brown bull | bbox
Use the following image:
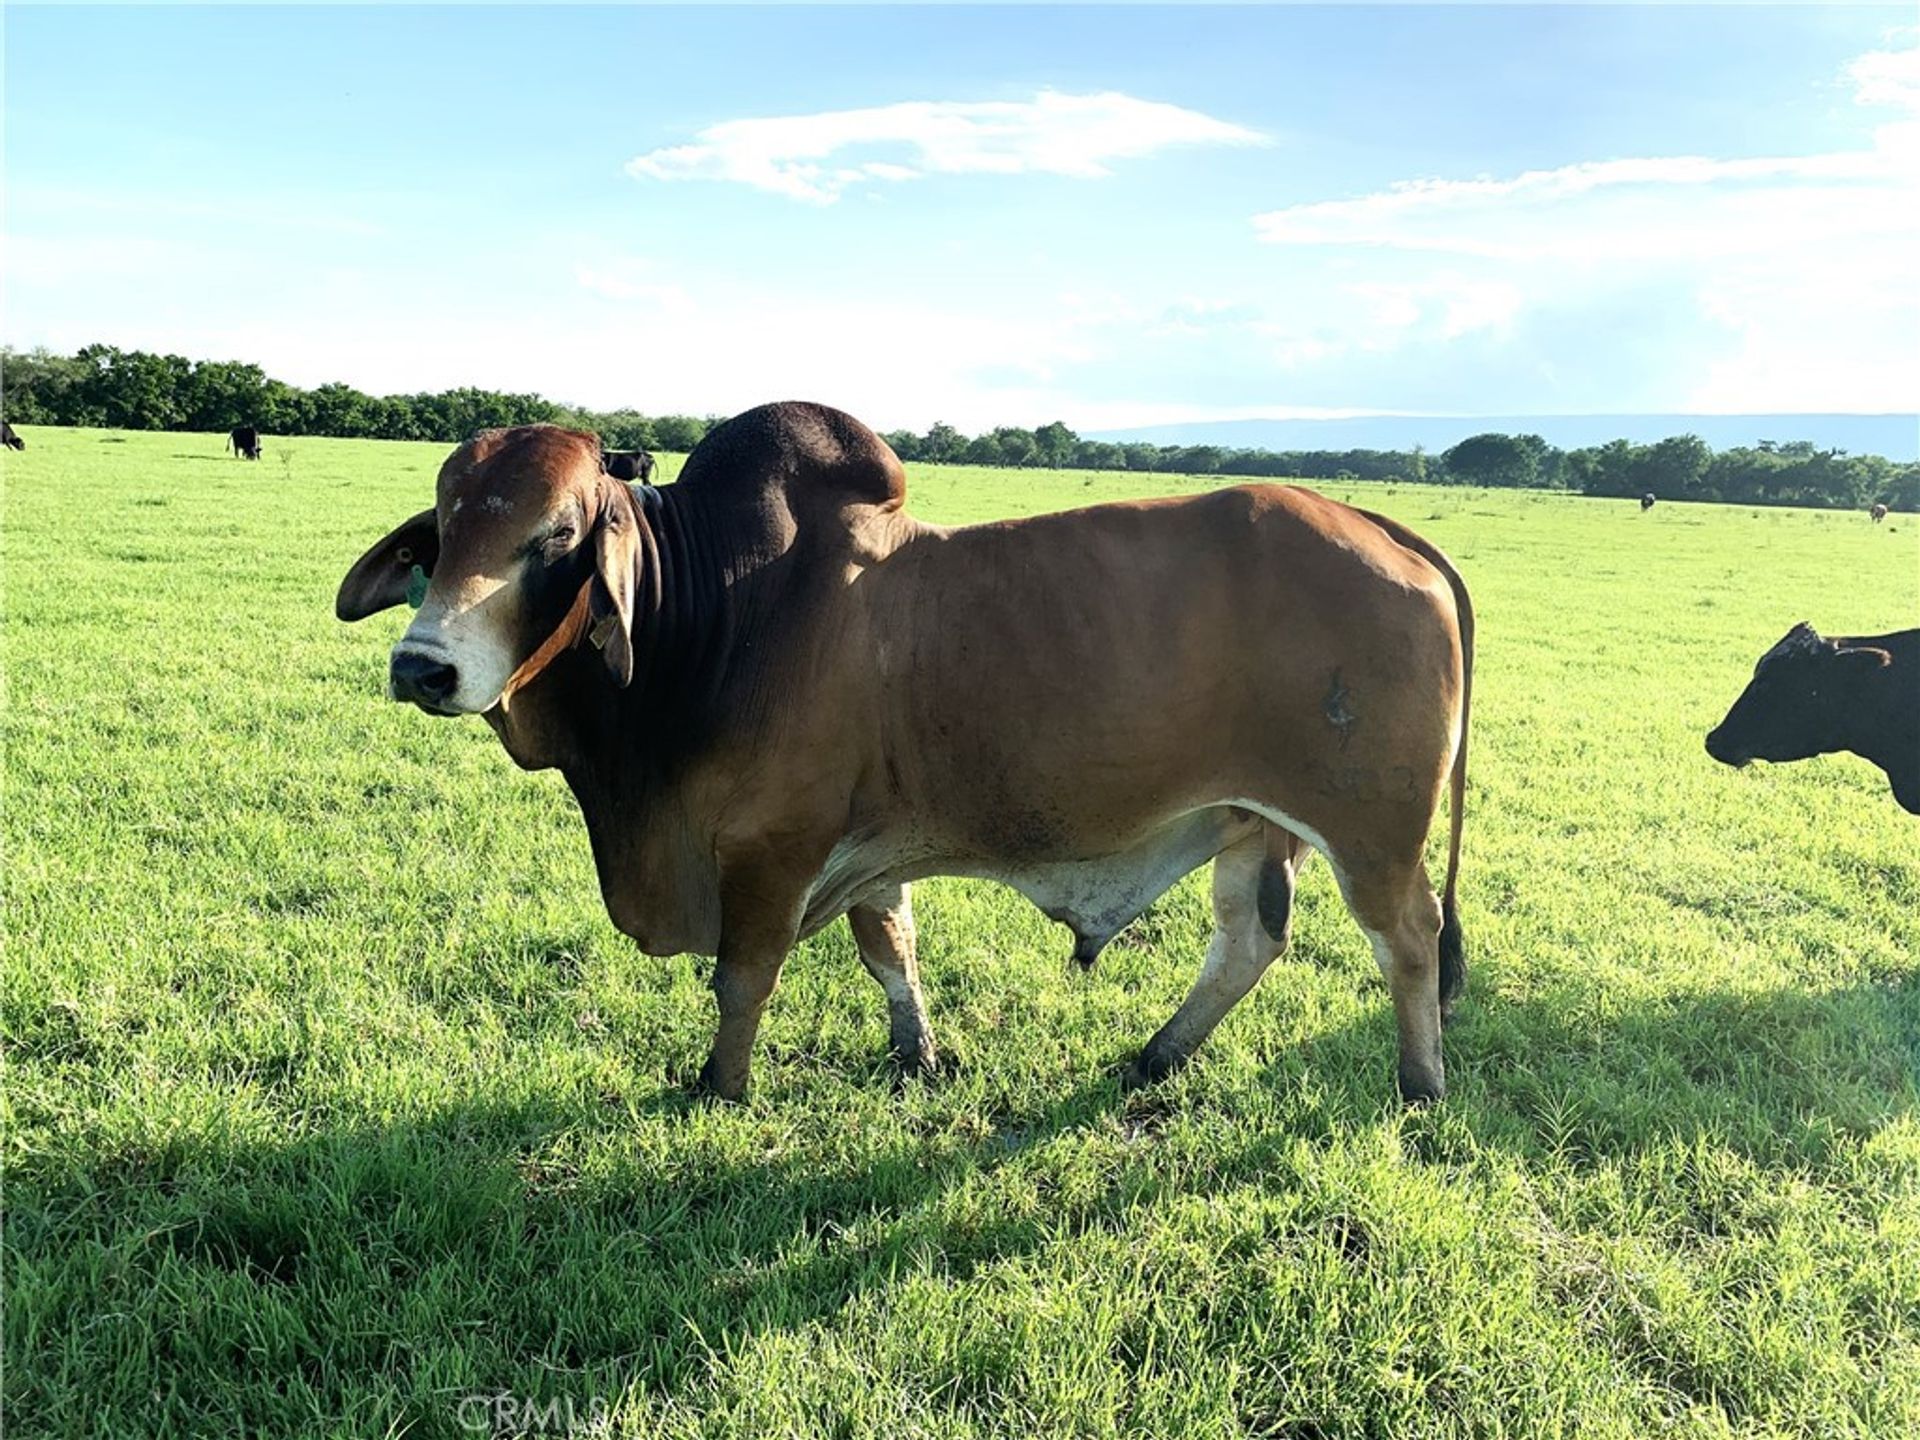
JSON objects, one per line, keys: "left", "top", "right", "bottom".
{"left": 338, "top": 404, "right": 1474, "bottom": 1102}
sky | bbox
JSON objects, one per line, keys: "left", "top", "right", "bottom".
{"left": 3, "top": 3, "right": 1917, "bottom": 433}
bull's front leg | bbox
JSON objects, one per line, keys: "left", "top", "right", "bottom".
{"left": 695, "top": 870, "right": 806, "bottom": 1101}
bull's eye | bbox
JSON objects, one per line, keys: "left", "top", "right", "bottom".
{"left": 397, "top": 547, "right": 413, "bottom": 564}
{"left": 541, "top": 525, "right": 578, "bottom": 558}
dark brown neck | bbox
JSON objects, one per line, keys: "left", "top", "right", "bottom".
{"left": 482, "top": 483, "right": 787, "bottom": 786}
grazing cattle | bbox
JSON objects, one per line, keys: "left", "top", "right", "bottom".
{"left": 228, "top": 425, "right": 261, "bottom": 460}
{"left": 603, "top": 449, "right": 655, "bottom": 483}
{"left": 338, "top": 404, "right": 1475, "bottom": 1103}
{"left": 1871, "top": 503, "right": 1888, "bottom": 523}
{"left": 1706, "top": 622, "right": 1918, "bottom": 814}
{"left": 1640, "top": 493, "right": 1656, "bottom": 512}
{"left": 1, "top": 421, "right": 23, "bottom": 451}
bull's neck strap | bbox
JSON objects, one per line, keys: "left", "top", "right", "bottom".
{"left": 500, "top": 582, "right": 593, "bottom": 707}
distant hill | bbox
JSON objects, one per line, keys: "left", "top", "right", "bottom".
{"left": 1089, "top": 414, "right": 1920, "bottom": 461}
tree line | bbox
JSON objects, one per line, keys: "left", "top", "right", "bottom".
{"left": 4, "top": 343, "right": 1912, "bottom": 511}
{"left": 0, "top": 344, "right": 714, "bottom": 455}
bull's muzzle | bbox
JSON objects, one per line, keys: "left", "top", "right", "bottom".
{"left": 1703, "top": 727, "right": 1748, "bottom": 767}
{"left": 390, "top": 647, "right": 460, "bottom": 713}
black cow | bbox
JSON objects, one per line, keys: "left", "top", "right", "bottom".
{"left": 1871, "top": 503, "right": 1888, "bottom": 523}
{"left": 1640, "top": 493, "right": 1656, "bottom": 512}
{"left": 228, "top": 425, "right": 261, "bottom": 460}
{"left": 1, "top": 421, "right": 23, "bottom": 451}
{"left": 602, "top": 449, "right": 654, "bottom": 483}
{"left": 1706, "top": 622, "right": 1919, "bottom": 814}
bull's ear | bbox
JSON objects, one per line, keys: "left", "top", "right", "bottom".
{"left": 587, "top": 482, "right": 640, "bottom": 686}
{"left": 336, "top": 509, "right": 439, "bottom": 621}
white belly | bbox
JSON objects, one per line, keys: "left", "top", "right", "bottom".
{"left": 801, "top": 805, "right": 1260, "bottom": 958}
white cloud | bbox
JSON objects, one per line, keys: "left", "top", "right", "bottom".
{"left": 572, "top": 259, "right": 696, "bottom": 316}
{"left": 1252, "top": 37, "right": 1917, "bottom": 267}
{"left": 1846, "top": 33, "right": 1920, "bottom": 112}
{"left": 628, "top": 91, "right": 1266, "bottom": 204}
{"left": 4, "top": 233, "right": 172, "bottom": 285}
{"left": 4, "top": 183, "right": 387, "bottom": 239}
{"left": 1251, "top": 152, "right": 1907, "bottom": 262}
{"left": 1246, "top": 37, "right": 1920, "bottom": 412}
{"left": 1689, "top": 251, "right": 1920, "bottom": 412}
{"left": 1341, "top": 277, "right": 1523, "bottom": 341}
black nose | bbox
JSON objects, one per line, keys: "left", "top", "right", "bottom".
{"left": 1704, "top": 727, "right": 1739, "bottom": 766}
{"left": 390, "top": 649, "right": 459, "bottom": 708}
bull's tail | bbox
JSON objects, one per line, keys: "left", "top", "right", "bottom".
{"left": 1357, "top": 509, "right": 1473, "bottom": 1013}
{"left": 1436, "top": 573, "right": 1471, "bottom": 1013}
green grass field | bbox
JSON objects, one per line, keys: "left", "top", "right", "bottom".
{"left": 5, "top": 426, "right": 1918, "bottom": 1439}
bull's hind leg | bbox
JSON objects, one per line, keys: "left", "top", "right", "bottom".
{"left": 848, "top": 884, "right": 938, "bottom": 1075}
{"left": 1124, "top": 827, "right": 1294, "bottom": 1090}
{"left": 1340, "top": 862, "right": 1447, "bottom": 1104}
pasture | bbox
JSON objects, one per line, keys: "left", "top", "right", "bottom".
{"left": 4, "top": 426, "right": 1918, "bottom": 1438}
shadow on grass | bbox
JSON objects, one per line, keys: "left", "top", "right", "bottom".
{"left": 7, "top": 972, "right": 1916, "bottom": 1436}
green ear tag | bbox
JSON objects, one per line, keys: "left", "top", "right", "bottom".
{"left": 405, "top": 564, "right": 429, "bottom": 610}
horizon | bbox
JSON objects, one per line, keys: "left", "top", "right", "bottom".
{"left": 13, "top": 337, "right": 1918, "bottom": 432}
{"left": 5, "top": 4, "right": 1917, "bottom": 432}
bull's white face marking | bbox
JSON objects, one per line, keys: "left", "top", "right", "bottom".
{"left": 392, "top": 560, "right": 524, "bottom": 714}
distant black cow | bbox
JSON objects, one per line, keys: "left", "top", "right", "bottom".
{"left": 1640, "top": 493, "right": 1656, "bottom": 512}
{"left": 1, "top": 421, "right": 22, "bottom": 451}
{"left": 1706, "top": 622, "right": 1919, "bottom": 814}
{"left": 228, "top": 425, "right": 261, "bottom": 460}
{"left": 602, "top": 449, "right": 654, "bottom": 483}
{"left": 1871, "top": 503, "right": 1888, "bottom": 523}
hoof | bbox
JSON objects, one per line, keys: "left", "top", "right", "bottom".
{"left": 890, "top": 1042, "right": 940, "bottom": 1081}
{"left": 1397, "top": 1066, "right": 1445, "bottom": 1107}
{"left": 692, "top": 1057, "right": 748, "bottom": 1104}
{"left": 1121, "top": 1048, "right": 1181, "bottom": 1093}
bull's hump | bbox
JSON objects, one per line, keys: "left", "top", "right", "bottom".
{"left": 680, "top": 401, "right": 907, "bottom": 512}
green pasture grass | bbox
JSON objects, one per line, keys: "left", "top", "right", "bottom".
{"left": 4, "top": 427, "right": 1918, "bottom": 1438}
